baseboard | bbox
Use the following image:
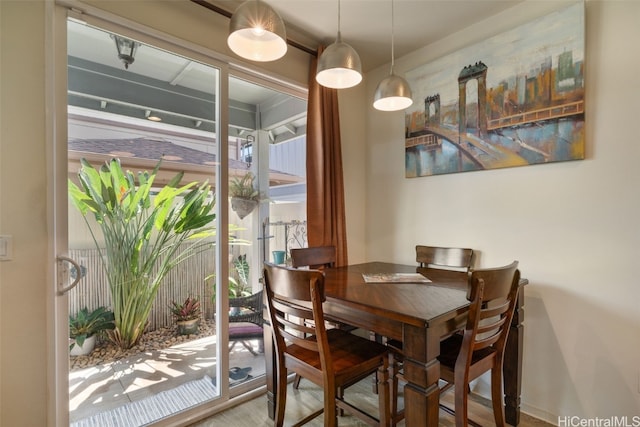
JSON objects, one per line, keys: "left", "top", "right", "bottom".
{"left": 470, "top": 386, "right": 558, "bottom": 425}
{"left": 520, "top": 402, "right": 558, "bottom": 425}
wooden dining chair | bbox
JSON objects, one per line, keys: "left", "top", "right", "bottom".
{"left": 263, "top": 262, "right": 391, "bottom": 427}
{"left": 290, "top": 245, "right": 336, "bottom": 269}
{"left": 389, "top": 245, "right": 476, "bottom": 425}
{"left": 290, "top": 245, "right": 359, "bottom": 393}
{"left": 437, "top": 261, "right": 520, "bottom": 427}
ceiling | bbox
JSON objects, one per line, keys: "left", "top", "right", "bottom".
{"left": 68, "top": 21, "right": 307, "bottom": 141}
{"left": 67, "top": 1, "right": 522, "bottom": 138}
{"left": 198, "top": 0, "right": 523, "bottom": 72}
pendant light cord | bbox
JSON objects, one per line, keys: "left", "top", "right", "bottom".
{"left": 390, "top": 0, "right": 395, "bottom": 74}
{"left": 337, "top": 0, "right": 342, "bottom": 40}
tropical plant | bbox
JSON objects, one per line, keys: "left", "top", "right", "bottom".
{"left": 69, "top": 306, "right": 115, "bottom": 349}
{"left": 68, "top": 158, "right": 217, "bottom": 350}
{"left": 169, "top": 296, "right": 201, "bottom": 322}
{"left": 229, "top": 254, "right": 252, "bottom": 297}
{"left": 207, "top": 253, "right": 253, "bottom": 302}
{"left": 229, "top": 172, "right": 259, "bottom": 200}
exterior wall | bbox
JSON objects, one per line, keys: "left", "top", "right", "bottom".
{"left": 359, "top": 0, "right": 640, "bottom": 421}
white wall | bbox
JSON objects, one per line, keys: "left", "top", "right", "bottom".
{"left": 0, "top": 2, "right": 50, "bottom": 426}
{"left": 356, "top": 0, "right": 640, "bottom": 421}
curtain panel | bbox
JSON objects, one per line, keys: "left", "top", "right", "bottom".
{"left": 305, "top": 46, "right": 348, "bottom": 266}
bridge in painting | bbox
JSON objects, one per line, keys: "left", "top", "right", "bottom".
{"left": 487, "top": 100, "right": 584, "bottom": 130}
{"left": 406, "top": 124, "right": 528, "bottom": 170}
{"left": 406, "top": 99, "right": 584, "bottom": 170}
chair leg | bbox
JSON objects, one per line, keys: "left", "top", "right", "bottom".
{"left": 491, "top": 366, "right": 506, "bottom": 427}
{"left": 389, "top": 354, "right": 400, "bottom": 426}
{"left": 240, "top": 340, "right": 259, "bottom": 356}
{"left": 275, "top": 367, "right": 288, "bottom": 427}
{"left": 454, "top": 374, "right": 469, "bottom": 427}
{"left": 293, "top": 374, "right": 302, "bottom": 389}
{"left": 377, "top": 361, "right": 391, "bottom": 427}
{"left": 325, "top": 384, "right": 338, "bottom": 427}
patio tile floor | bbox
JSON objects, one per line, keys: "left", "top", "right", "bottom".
{"left": 69, "top": 335, "right": 265, "bottom": 424}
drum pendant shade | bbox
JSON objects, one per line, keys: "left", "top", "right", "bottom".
{"left": 373, "top": 0, "right": 413, "bottom": 111}
{"left": 228, "top": 0, "right": 287, "bottom": 62}
{"left": 316, "top": 32, "right": 363, "bottom": 89}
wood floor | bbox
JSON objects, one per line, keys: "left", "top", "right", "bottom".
{"left": 189, "top": 377, "right": 552, "bottom": 427}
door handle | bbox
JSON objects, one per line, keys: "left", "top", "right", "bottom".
{"left": 56, "top": 255, "right": 82, "bottom": 295}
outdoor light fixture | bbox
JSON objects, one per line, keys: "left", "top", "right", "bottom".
{"left": 227, "top": 0, "right": 287, "bottom": 62}
{"left": 373, "top": 0, "right": 413, "bottom": 111}
{"left": 316, "top": 0, "right": 362, "bottom": 89}
{"left": 145, "top": 110, "right": 162, "bottom": 122}
{"left": 111, "top": 35, "right": 140, "bottom": 70}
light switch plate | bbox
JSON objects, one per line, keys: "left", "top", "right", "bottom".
{"left": 0, "top": 235, "right": 13, "bottom": 261}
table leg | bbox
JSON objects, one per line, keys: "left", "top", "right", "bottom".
{"left": 402, "top": 325, "right": 441, "bottom": 426}
{"left": 504, "top": 286, "right": 524, "bottom": 425}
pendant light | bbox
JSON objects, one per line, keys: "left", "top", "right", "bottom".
{"left": 227, "top": 0, "right": 287, "bottom": 62}
{"left": 373, "top": 0, "right": 413, "bottom": 111}
{"left": 316, "top": 0, "right": 362, "bottom": 89}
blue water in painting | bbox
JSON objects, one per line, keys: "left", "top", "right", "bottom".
{"left": 405, "top": 118, "right": 584, "bottom": 177}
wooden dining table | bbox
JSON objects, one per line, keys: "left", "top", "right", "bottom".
{"left": 262, "top": 262, "right": 526, "bottom": 426}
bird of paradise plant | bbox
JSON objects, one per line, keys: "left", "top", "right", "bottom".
{"left": 68, "top": 158, "right": 220, "bottom": 350}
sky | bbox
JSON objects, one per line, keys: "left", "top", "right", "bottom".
{"left": 405, "top": 2, "right": 584, "bottom": 111}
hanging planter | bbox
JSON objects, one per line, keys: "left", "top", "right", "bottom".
{"left": 230, "top": 172, "right": 260, "bottom": 220}
{"left": 231, "top": 197, "right": 258, "bottom": 220}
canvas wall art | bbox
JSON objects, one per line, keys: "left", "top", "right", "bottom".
{"left": 404, "top": 3, "right": 585, "bottom": 178}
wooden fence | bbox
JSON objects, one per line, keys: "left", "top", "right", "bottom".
{"left": 68, "top": 243, "right": 216, "bottom": 331}
{"left": 68, "top": 220, "right": 308, "bottom": 332}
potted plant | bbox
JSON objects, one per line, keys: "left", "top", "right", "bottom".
{"left": 69, "top": 306, "right": 115, "bottom": 356}
{"left": 169, "top": 296, "right": 202, "bottom": 335}
{"left": 229, "top": 172, "right": 259, "bottom": 219}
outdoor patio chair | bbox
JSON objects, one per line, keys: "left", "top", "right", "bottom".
{"left": 228, "top": 290, "right": 264, "bottom": 356}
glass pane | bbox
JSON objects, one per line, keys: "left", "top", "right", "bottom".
{"left": 227, "top": 76, "right": 307, "bottom": 392}
{"left": 67, "top": 20, "right": 221, "bottom": 425}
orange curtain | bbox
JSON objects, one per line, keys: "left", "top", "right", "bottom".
{"left": 305, "top": 46, "right": 348, "bottom": 266}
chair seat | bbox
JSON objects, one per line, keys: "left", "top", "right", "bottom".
{"left": 285, "top": 329, "right": 388, "bottom": 383}
{"left": 229, "top": 322, "right": 263, "bottom": 339}
{"left": 438, "top": 334, "right": 496, "bottom": 369}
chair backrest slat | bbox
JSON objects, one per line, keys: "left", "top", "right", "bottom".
{"left": 415, "top": 245, "right": 475, "bottom": 270}
{"left": 291, "top": 246, "right": 337, "bottom": 269}
{"left": 263, "top": 263, "right": 330, "bottom": 370}
{"left": 461, "top": 261, "right": 520, "bottom": 357}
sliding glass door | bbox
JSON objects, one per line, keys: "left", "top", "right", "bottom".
{"left": 64, "top": 19, "right": 225, "bottom": 426}
{"left": 55, "top": 8, "right": 308, "bottom": 426}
